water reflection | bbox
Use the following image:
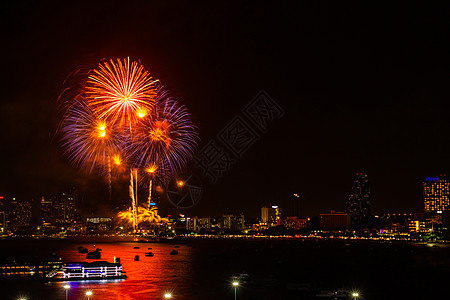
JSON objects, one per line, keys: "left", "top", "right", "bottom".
{"left": 49, "top": 242, "right": 193, "bottom": 299}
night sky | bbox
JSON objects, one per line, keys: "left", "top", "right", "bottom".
{"left": 1, "top": 2, "right": 450, "bottom": 218}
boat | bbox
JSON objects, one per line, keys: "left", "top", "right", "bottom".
{"left": 145, "top": 252, "right": 154, "bottom": 257}
{"left": 45, "top": 261, "right": 126, "bottom": 281}
{"left": 86, "top": 250, "right": 101, "bottom": 259}
{"left": 133, "top": 247, "right": 140, "bottom": 249}
{"left": 147, "top": 247, "right": 152, "bottom": 250}
{"left": 316, "top": 289, "right": 352, "bottom": 298}
{"left": 134, "top": 255, "right": 140, "bottom": 261}
{"left": 77, "top": 247, "right": 88, "bottom": 254}
{"left": 170, "top": 250, "right": 178, "bottom": 255}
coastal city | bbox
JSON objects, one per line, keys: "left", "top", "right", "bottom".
{"left": 2, "top": 1, "right": 450, "bottom": 299}
{"left": 1, "top": 173, "right": 449, "bottom": 243}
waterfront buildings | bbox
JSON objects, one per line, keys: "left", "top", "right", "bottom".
{"left": 261, "top": 206, "right": 282, "bottom": 228}
{"left": 423, "top": 176, "right": 450, "bottom": 213}
{"left": 319, "top": 211, "right": 351, "bottom": 229}
{"left": 221, "top": 214, "right": 245, "bottom": 230}
{"left": 186, "top": 216, "right": 211, "bottom": 232}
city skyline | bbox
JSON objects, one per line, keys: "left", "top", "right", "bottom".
{"left": 1, "top": 2, "right": 450, "bottom": 218}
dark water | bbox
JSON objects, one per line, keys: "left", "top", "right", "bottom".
{"left": 0, "top": 238, "right": 449, "bottom": 299}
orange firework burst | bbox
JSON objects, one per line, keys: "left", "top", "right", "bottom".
{"left": 117, "top": 206, "right": 169, "bottom": 227}
{"left": 85, "top": 57, "right": 158, "bottom": 126}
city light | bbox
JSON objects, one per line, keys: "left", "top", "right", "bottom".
{"left": 86, "top": 290, "right": 93, "bottom": 299}
{"left": 64, "top": 284, "right": 70, "bottom": 300}
{"left": 232, "top": 281, "right": 239, "bottom": 300}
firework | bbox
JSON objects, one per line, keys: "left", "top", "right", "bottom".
{"left": 60, "top": 58, "right": 198, "bottom": 233}
{"left": 60, "top": 98, "right": 121, "bottom": 173}
{"left": 85, "top": 57, "right": 158, "bottom": 126}
{"left": 126, "top": 83, "right": 199, "bottom": 184}
{"left": 117, "top": 206, "right": 168, "bottom": 228}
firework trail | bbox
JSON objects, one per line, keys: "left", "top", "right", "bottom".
{"left": 85, "top": 57, "right": 159, "bottom": 127}
{"left": 129, "top": 169, "right": 138, "bottom": 231}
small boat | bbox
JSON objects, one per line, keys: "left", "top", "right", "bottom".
{"left": 145, "top": 252, "right": 154, "bottom": 257}
{"left": 96, "top": 248, "right": 102, "bottom": 252}
{"left": 77, "top": 247, "right": 88, "bottom": 254}
{"left": 170, "top": 250, "right": 178, "bottom": 255}
{"left": 133, "top": 247, "right": 140, "bottom": 249}
{"left": 134, "top": 255, "right": 140, "bottom": 261}
{"left": 174, "top": 245, "right": 180, "bottom": 248}
{"left": 147, "top": 247, "right": 152, "bottom": 250}
{"left": 86, "top": 250, "right": 101, "bottom": 259}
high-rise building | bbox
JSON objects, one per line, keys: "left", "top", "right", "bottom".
{"left": 9, "top": 198, "right": 32, "bottom": 227}
{"left": 53, "top": 192, "right": 76, "bottom": 225}
{"left": 222, "top": 214, "right": 245, "bottom": 230}
{"left": 41, "top": 197, "right": 53, "bottom": 226}
{"left": 261, "top": 206, "right": 282, "bottom": 228}
{"left": 0, "top": 195, "right": 32, "bottom": 231}
{"left": 423, "top": 176, "right": 450, "bottom": 213}
{"left": 186, "top": 216, "right": 211, "bottom": 232}
{"left": 345, "top": 172, "right": 371, "bottom": 228}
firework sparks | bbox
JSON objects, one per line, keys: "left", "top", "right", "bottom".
{"left": 85, "top": 57, "right": 158, "bottom": 126}
{"left": 61, "top": 98, "right": 120, "bottom": 172}
{"left": 117, "top": 206, "right": 169, "bottom": 228}
{"left": 127, "top": 83, "right": 199, "bottom": 184}
{"left": 60, "top": 58, "right": 198, "bottom": 232}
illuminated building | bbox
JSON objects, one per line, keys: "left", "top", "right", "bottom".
{"left": 222, "top": 214, "right": 244, "bottom": 230}
{"left": 408, "top": 220, "right": 427, "bottom": 233}
{"left": 423, "top": 176, "right": 450, "bottom": 213}
{"left": 53, "top": 192, "right": 76, "bottom": 225}
{"left": 283, "top": 216, "right": 308, "bottom": 230}
{"left": 186, "top": 216, "right": 211, "bottom": 232}
{"left": 261, "top": 206, "right": 282, "bottom": 228}
{"left": 9, "top": 198, "right": 32, "bottom": 227}
{"left": 345, "top": 173, "right": 371, "bottom": 228}
{"left": 0, "top": 195, "right": 32, "bottom": 231}
{"left": 41, "top": 197, "right": 54, "bottom": 226}
{"left": 319, "top": 211, "right": 351, "bottom": 229}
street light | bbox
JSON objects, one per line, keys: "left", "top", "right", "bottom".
{"left": 232, "top": 281, "right": 239, "bottom": 300}
{"left": 164, "top": 292, "right": 172, "bottom": 299}
{"left": 86, "top": 290, "right": 93, "bottom": 300}
{"left": 63, "top": 284, "right": 70, "bottom": 300}
{"left": 352, "top": 291, "right": 360, "bottom": 299}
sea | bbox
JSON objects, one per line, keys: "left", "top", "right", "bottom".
{"left": 0, "top": 237, "right": 448, "bottom": 299}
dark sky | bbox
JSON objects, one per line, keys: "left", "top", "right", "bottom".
{"left": 1, "top": 1, "right": 449, "bottom": 218}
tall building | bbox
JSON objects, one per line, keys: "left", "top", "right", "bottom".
{"left": 0, "top": 195, "right": 32, "bottom": 231}
{"left": 186, "top": 216, "right": 211, "bottom": 232}
{"left": 423, "top": 176, "right": 450, "bottom": 213}
{"left": 345, "top": 173, "right": 371, "bottom": 228}
{"left": 222, "top": 214, "right": 245, "bottom": 230}
{"left": 261, "top": 206, "right": 282, "bottom": 228}
{"left": 9, "top": 198, "right": 32, "bottom": 227}
{"left": 53, "top": 192, "right": 76, "bottom": 225}
{"left": 41, "top": 197, "right": 53, "bottom": 226}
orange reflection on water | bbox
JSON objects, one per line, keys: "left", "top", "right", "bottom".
{"left": 53, "top": 242, "right": 193, "bottom": 299}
